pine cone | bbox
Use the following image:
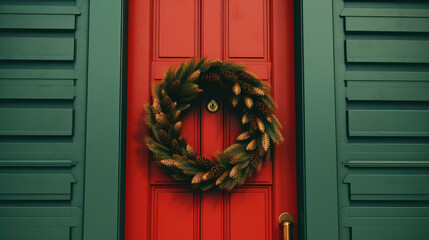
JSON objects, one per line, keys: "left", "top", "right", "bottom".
{"left": 201, "top": 73, "right": 220, "bottom": 83}
{"left": 257, "top": 118, "right": 265, "bottom": 132}
{"left": 244, "top": 97, "right": 253, "bottom": 109}
{"left": 160, "top": 159, "right": 176, "bottom": 168}
{"left": 188, "top": 69, "right": 201, "bottom": 82}
{"left": 241, "top": 82, "right": 254, "bottom": 94}
{"left": 237, "top": 131, "right": 251, "bottom": 141}
{"left": 170, "top": 79, "right": 181, "bottom": 94}
{"left": 173, "top": 121, "right": 182, "bottom": 135}
{"left": 255, "top": 102, "right": 274, "bottom": 116}
{"left": 155, "top": 113, "right": 169, "bottom": 126}
{"left": 220, "top": 70, "right": 238, "bottom": 82}
{"left": 152, "top": 98, "right": 162, "bottom": 114}
{"left": 192, "top": 172, "right": 205, "bottom": 184}
{"left": 229, "top": 165, "right": 241, "bottom": 178}
{"left": 186, "top": 145, "right": 196, "bottom": 159}
{"left": 196, "top": 156, "right": 215, "bottom": 170}
{"left": 246, "top": 139, "right": 257, "bottom": 151}
{"left": 242, "top": 113, "right": 249, "bottom": 124}
{"left": 249, "top": 153, "right": 262, "bottom": 172}
{"left": 159, "top": 129, "right": 171, "bottom": 144}
{"left": 215, "top": 170, "right": 230, "bottom": 186}
{"left": 161, "top": 90, "right": 175, "bottom": 112}
{"left": 233, "top": 83, "right": 241, "bottom": 95}
{"left": 253, "top": 87, "right": 265, "bottom": 96}
{"left": 249, "top": 116, "right": 258, "bottom": 130}
{"left": 238, "top": 72, "right": 255, "bottom": 81}
{"left": 202, "top": 164, "right": 225, "bottom": 181}
{"left": 171, "top": 139, "right": 181, "bottom": 154}
{"left": 205, "top": 58, "right": 221, "bottom": 67}
{"left": 231, "top": 96, "right": 239, "bottom": 107}
{"left": 262, "top": 132, "right": 270, "bottom": 152}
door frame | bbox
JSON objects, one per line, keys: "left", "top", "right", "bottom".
{"left": 83, "top": 0, "right": 340, "bottom": 239}
{"left": 295, "top": 0, "right": 340, "bottom": 239}
{"left": 84, "top": 0, "right": 127, "bottom": 240}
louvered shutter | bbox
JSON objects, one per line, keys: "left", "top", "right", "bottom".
{"left": 0, "top": 1, "right": 88, "bottom": 239}
{"left": 333, "top": 1, "right": 429, "bottom": 239}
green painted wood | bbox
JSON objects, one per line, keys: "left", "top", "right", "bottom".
{"left": 0, "top": 69, "right": 76, "bottom": 79}
{"left": 0, "top": 174, "right": 76, "bottom": 200}
{"left": 348, "top": 109, "right": 429, "bottom": 137}
{"left": 345, "top": 17, "right": 429, "bottom": 33}
{"left": 0, "top": 206, "right": 82, "bottom": 217}
{"left": 344, "top": 174, "right": 429, "bottom": 201}
{"left": 340, "top": 207, "right": 429, "bottom": 239}
{"left": 0, "top": 227, "right": 69, "bottom": 240}
{"left": 333, "top": 1, "right": 429, "bottom": 240}
{"left": 0, "top": 85, "right": 75, "bottom": 99}
{"left": 352, "top": 228, "right": 429, "bottom": 240}
{"left": 346, "top": 40, "right": 429, "bottom": 63}
{"left": 345, "top": 207, "right": 429, "bottom": 217}
{"left": 346, "top": 71, "right": 429, "bottom": 81}
{"left": 0, "top": 5, "right": 80, "bottom": 15}
{"left": 0, "top": 0, "right": 88, "bottom": 239}
{"left": 345, "top": 160, "right": 429, "bottom": 168}
{"left": 341, "top": 143, "right": 429, "bottom": 165}
{"left": 0, "top": 159, "right": 76, "bottom": 167}
{"left": 341, "top": 8, "right": 429, "bottom": 18}
{"left": 347, "top": 81, "right": 429, "bottom": 101}
{"left": 0, "top": 14, "right": 75, "bottom": 29}
{"left": 83, "top": 0, "right": 125, "bottom": 239}
{"left": 0, "top": 108, "right": 73, "bottom": 136}
{"left": 0, "top": 37, "right": 75, "bottom": 61}
{"left": 301, "top": 0, "right": 339, "bottom": 239}
{"left": 0, "top": 207, "right": 82, "bottom": 240}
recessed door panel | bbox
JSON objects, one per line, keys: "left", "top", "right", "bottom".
{"left": 152, "top": 187, "right": 197, "bottom": 239}
{"left": 227, "top": 0, "right": 268, "bottom": 59}
{"left": 229, "top": 187, "right": 271, "bottom": 240}
{"left": 155, "top": 0, "right": 199, "bottom": 59}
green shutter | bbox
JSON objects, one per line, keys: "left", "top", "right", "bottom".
{"left": 333, "top": 1, "right": 429, "bottom": 239}
{"left": 0, "top": 1, "right": 88, "bottom": 239}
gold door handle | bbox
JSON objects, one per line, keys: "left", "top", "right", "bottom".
{"left": 278, "top": 212, "right": 294, "bottom": 240}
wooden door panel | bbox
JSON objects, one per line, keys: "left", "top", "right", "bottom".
{"left": 202, "top": 0, "right": 222, "bottom": 58}
{"left": 155, "top": 0, "right": 200, "bottom": 59}
{"left": 152, "top": 187, "right": 198, "bottom": 239}
{"left": 227, "top": 0, "right": 268, "bottom": 59}
{"left": 244, "top": 63, "right": 271, "bottom": 81}
{"left": 228, "top": 187, "right": 272, "bottom": 240}
{"left": 201, "top": 191, "right": 223, "bottom": 240}
{"left": 127, "top": 0, "right": 296, "bottom": 239}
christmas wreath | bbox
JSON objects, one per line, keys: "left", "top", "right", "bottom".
{"left": 145, "top": 58, "right": 283, "bottom": 191}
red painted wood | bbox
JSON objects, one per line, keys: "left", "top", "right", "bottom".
{"left": 126, "top": 0, "right": 296, "bottom": 239}
{"left": 229, "top": 187, "right": 271, "bottom": 240}
{"left": 152, "top": 188, "right": 198, "bottom": 240}
{"left": 228, "top": 0, "right": 266, "bottom": 59}
{"left": 156, "top": 0, "right": 199, "bottom": 58}
{"left": 202, "top": 98, "right": 223, "bottom": 160}
{"left": 273, "top": 0, "right": 297, "bottom": 237}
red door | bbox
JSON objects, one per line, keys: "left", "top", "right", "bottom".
{"left": 126, "top": 0, "right": 296, "bottom": 239}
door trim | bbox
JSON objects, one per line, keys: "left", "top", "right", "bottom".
{"left": 84, "top": 0, "right": 127, "bottom": 239}
{"left": 296, "top": 0, "right": 340, "bottom": 239}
